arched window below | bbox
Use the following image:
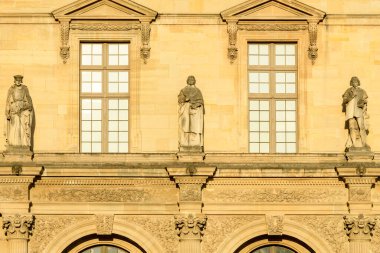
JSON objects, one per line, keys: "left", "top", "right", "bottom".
{"left": 252, "top": 245, "right": 296, "bottom": 253}
{"left": 81, "top": 245, "right": 128, "bottom": 253}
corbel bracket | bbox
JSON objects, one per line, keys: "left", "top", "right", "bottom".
{"left": 59, "top": 19, "right": 70, "bottom": 64}
{"left": 226, "top": 20, "right": 238, "bottom": 63}
{"left": 307, "top": 19, "right": 320, "bottom": 65}
{"left": 140, "top": 21, "right": 151, "bottom": 64}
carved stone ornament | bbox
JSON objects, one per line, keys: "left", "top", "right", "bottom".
{"left": 307, "top": 19, "right": 319, "bottom": 64}
{"left": 95, "top": 214, "right": 114, "bottom": 235}
{"left": 59, "top": 20, "right": 70, "bottom": 64}
{"left": 175, "top": 214, "right": 207, "bottom": 240}
{"left": 227, "top": 21, "right": 238, "bottom": 63}
{"left": 3, "top": 214, "right": 34, "bottom": 240}
{"left": 344, "top": 214, "right": 377, "bottom": 240}
{"left": 266, "top": 215, "right": 284, "bottom": 236}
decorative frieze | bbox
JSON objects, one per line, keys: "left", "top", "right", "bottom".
{"left": 95, "top": 215, "right": 114, "bottom": 235}
{"left": 70, "top": 23, "right": 140, "bottom": 31}
{"left": 32, "top": 187, "right": 177, "bottom": 202}
{"left": 180, "top": 184, "right": 202, "bottom": 202}
{"left": 175, "top": 214, "right": 207, "bottom": 240}
{"left": 239, "top": 24, "right": 308, "bottom": 31}
{"left": 2, "top": 214, "right": 34, "bottom": 240}
{"left": 204, "top": 188, "right": 347, "bottom": 203}
{"left": 344, "top": 214, "right": 377, "bottom": 241}
{"left": 0, "top": 186, "right": 28, "bottom": 201}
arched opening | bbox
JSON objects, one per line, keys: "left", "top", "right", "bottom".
{"left": 80, "top": 245, "right": 128, "bottom": 253}
{"left": 234, "top": 235, "right": 315, "bottom": 253}
{"left": 62, "top": 234, "right": 146, "bottom": 253}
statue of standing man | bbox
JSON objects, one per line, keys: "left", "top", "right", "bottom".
{"left": 178, "top": 75, "right": 204, "bottom": 152}
{"left": 4, "top": 75, "right": 34, "bottom": 151}
{"left": 342, "top": 76, "right": 370, "bottom": 151}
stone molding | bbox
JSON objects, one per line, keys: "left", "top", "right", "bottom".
{"left": 0, "top": 177, "right": 34, "bottom": 184}
{"left": 34, "top": 178, "right": 175, "bottom": 186}
{"left": 2, "top": 214, "right": 34, "bottom": 240}
{"left": 239, "top": 23, "right": 308, "bottom": 31}
{"left": 95, "top": 214, "right": 114, "bottom": 235}
{"left": 70, "top": 23, "right": 140, "bottom": 31}
{"left": 344, "top": 214, "right": 377, "bottom": 241}
{"left": 207, "top": 179, "right": 344, "bottom": 186}
{"left": 175, "top": 214, "right": 207, "bottom": 240}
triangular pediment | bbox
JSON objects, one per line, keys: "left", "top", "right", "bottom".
{"left": 53, "top": 0, "right": 157, "bottom": 21}
{"left": 221, "top": 0, "right": 325, "bottom": 21}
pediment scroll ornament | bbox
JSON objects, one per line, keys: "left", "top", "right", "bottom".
{"left": 221, "top": 0, "right": 326, "bottom": 64}
{"left": 52, "top": 0, "right": 158, "bottom": 64}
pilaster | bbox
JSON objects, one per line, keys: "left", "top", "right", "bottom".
{"left": 2, "top": 214, "right": 34, "bottom": 253}
{"left": 344, "top": 214, "right": 376, "bottom": 253}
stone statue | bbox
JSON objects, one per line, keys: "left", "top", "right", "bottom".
{"left": 178, "top": 75, "right": 204, "bottom": 152}
{"left": 342, "top": 76, "right": 369, "bottom": 151}
{"left": 4, "top": 75, "right": 34, "bottom": 150}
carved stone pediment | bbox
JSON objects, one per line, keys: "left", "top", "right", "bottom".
{"left": 220, "top": 0, "right": 326, "bottom": 64}
{"left": 52, "top": 0, "right": 158, "bottom": 63}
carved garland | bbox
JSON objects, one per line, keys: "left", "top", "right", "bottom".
{"left": 226, "top": 21, "right": 321, "bottom": 64}
{"left": 58, "top": 21, "right": 152, "bottom": 64}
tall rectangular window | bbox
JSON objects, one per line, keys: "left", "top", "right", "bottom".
{"left": 248, "top": 43, "right": 297, "bottom": 153}
{"left": 80, "top": 42, "right": 129, "bottom": 153}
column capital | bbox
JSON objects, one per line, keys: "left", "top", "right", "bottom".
{"left": 2, "top": 214, "right": 34, "bottom": 240}
{"left": 344, "top": 214, "right": 376, "bottom": 241}
{"left": 175, "top": 214, "right": 207, "bottom": 240}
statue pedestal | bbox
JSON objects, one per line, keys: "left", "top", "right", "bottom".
{"left": 345, "top": 147, "right": 374, "bottom": 161}
{"left": 179, "top": 145, "right": 203, "bottom": 153}
{"left": 3, "top": 146, "right": 33, "bottom": 160}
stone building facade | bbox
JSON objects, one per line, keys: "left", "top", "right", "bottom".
{"left": 1, "top": 0, "right": 380, "bottom": 252}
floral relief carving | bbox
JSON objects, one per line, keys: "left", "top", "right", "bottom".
{"left": 2, "top": 214, "right": 34, "bottom": 240}
{"left": 180, "top": 184, "right": 202, "bottom": 201}
{"left": 267, "top": 215, "right": 284, "bottom": 236}
{"left": 121, "top": 215, "right": 178, "bottom": 253}
{"left": 204, "top": 188, "right": 347, "bottom": 203}
{"left": 29, "top": 216, "right": 88, "bottom": 253}
{"left": 289, "top": 215, "right": 348, "bottom": 253}
{"left": 371, "top": 221, "right": 380, "bottom": 252}
{"left": 175, "top": 214, "right": 207, "bottom": 240}
{"left": 349, "top": 188, "right": 371, "bottom": 202}
{"left": 0, "top": 186, "right": 28, "bottom": 201}
{"left": 202, "top": 215, "right": 262, "bottom": 253}
{"left": 239, "top": 24, "right": 308, "bottom": 31}
{"left": 32, "top": 187, "right": 176, "bottom": 202}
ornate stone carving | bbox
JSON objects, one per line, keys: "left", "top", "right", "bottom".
{"left": 267, "top": 215, "right": 284, "bottom": 236}
{"left": 2, "top": 214, "right": 34, "bottom": 240}
{"left": 227, "top": 21, "right": 238, "bottom": 63}
{"left": 180, "top": 184, "right": 202, "bottom": 201}
{"left": 344, "top": 214, "right": 377, "bottom": 240}
{"left": 59, "top": 20, "right": 70, "bottom": 64}
{"left": 70, "top": 23, "right": 140, "bottom": 31}
{"left": 307, "top": 20, "right": 319, "bottom": 64}
{"left": 349, "top": 188, "right": 371, "bottom": 202}
{"left": 32, "top": 187, "right": 177, "bottom": 202}
{"left": 140, "top": 22, "right": 151, "bottom": 64}
{"left": 29, "top": 216, "right": 88, "bottom": 253}
{"left": 95, "top": 214, "right": 114, "bottom": 235}
{"left": 289, "top": 215, "right": 348, "bottom": 253}
{"left": 0, "top": 186, "right": 28, "bottom": 201}
{"left": 11, "top": 165, "right": 22, "bottom": 175}
{"left": 202, "top": 215, "right": 262, "bottom": 253}
{"left": 204, "top": 188, "right": 347, "bottom": 203}
{"left": 175, "top": 214, "right": 207, "bottom": 240}
{"left": 122, "top": 215, "right": 178, "bottom": 253}
{"left": 239, "top": 24, "right": 308, "bottom": 31}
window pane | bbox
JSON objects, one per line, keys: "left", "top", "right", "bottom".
{"left": 109, "top": 55, "right": 118, "bottom": 65}
{"left": 119, "top": 143, "right": 128, "bottom": 152}
{"left": 119, "top": 132, "right": 128, "bottom": 142}
{"left": 119, "top": 121, "right": 128, "bottom": 131}
{"left": 109, "top": 44, "right": 118, "bottom": 54}
{"left": 109, "top": 132, "right": 118, "bottom": 142}
{"left": 82, "top": 55, "right": 91, "bottom": 65}
{"left": 248, "top": 44, "right": 258, "bottom": 54}
{"left": 92, "top": 143, "right": 101, "bottom": 153}
{"left": 260, "top": 143, "right": 269, "bottom": 153}
{"left": 119, "top": 56, "right": 128, "bottom": 65}
{"left": 250, "top": 143, "right": 260, "bottom": 153}
{"left": 249, "top": 55, "right": 259, "bottom": 65}
{"left": 82, "top": 44, "right": 92, "bottom": 54}
{"left": 119, "top": 44, "right": 129, "bottom": 54}
{"left": 92, "top": 44, "right": 102, "bottom": 54}
{"left": 81, "top": 143, "right": 91, "bottom": 152}
{"left": 92, "top": 121, "right": 101, "bottom": 131}
{"left": 109, "top": 121, "right": 118, "bottom": 131}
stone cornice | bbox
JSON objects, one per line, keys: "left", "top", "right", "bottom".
{"left": 35, "top": 178, "right": 175, "bottom": 186}
{"left": 208, "top": 178, "right": 345, "bottom": 186}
